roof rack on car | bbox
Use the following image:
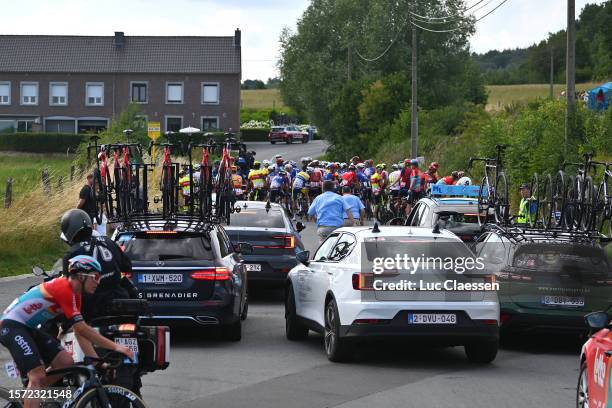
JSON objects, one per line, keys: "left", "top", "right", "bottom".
{"left": 116, "top": 213, "right": 221, "bottom": 233}
{"left": 485, "top": 224, "right": 607, "bottom": 244}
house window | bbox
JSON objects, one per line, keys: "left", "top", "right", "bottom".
{"left": 131, "top": 82, "right": 148, "bottom": 103}
{"left": 201, "top": 117, "right": 219, "bottom": 131}
{"left": 166, "top": 82, "right": 183, "bottom": 104}
{"left": 17, "top": 120, "right": 34, "bottom": 133}
{"left": 49, "top": 82, "right": 68, "bottom": 106}
{"left": 166, "top": 116, "right": 183, "bottom": 132}
{"left": 20, "top": 82, "right": 38, "bottom": 105}
{"left": 0, "top": 82, "right": 10, "bottom": 105}
{"left": 201, "top": 83, "right": 219, "bottom": 104}
{"left": 86, "top": 83, "right": 104, "bottom": 106}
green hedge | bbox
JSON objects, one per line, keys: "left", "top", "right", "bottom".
{"left": 0, "top": 133, "right": 87, "bottom": 153}
{"left": 240, "top": 128, "right": 270, "bottom": 141}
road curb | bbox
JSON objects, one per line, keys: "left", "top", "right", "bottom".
{"left": 0, "top": 274, "right": 32, "bottom": 283}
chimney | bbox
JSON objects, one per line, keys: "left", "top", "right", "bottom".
{"left": 114, "top": 31, "right": 125, "bottom": 48}
{"left": 234, "top": 28, "right": 241, "bottom": 48}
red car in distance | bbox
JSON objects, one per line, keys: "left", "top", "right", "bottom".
{"left": 268, "top": 125, "right": 305, "bottom": 144}
{"left": 577, "top": 311, "right": 612, "bottom": 408}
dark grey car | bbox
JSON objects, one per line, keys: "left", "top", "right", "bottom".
{"left": 225, "top": 201, "right": 306, "bottom": 288}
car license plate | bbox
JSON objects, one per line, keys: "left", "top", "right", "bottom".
{"left": 408, "top": 313, "right": 457, "bottom": 324}
{"left": 245, "top": 264, "right": 262, "bottom": 272}
{"left": 115, "top": 337, "right": 139, "bottom": 364}
{"left": 541, "top": 295, "right": 585, "bottom": 306}
{"left": 138, "top": 274, "right": 183, "bottom": 284}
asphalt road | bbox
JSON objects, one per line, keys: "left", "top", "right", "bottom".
{"left": 244, "top": 140, "right": 328, "bottom": 165}
{"left": 0, "top": 140, "right": 582, "bottom": 407}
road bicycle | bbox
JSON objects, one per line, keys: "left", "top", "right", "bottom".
{"left": 556, "top": 153, "right": 596, "bottom": 231}
{"left": 468, "top": 144, "right": 509, "bottom": 226}
{"left": 0, "top": 353, "right": 147, "bottom": 407}
{"left": 215, "top": 140, "right": 236, "bottom": 225}
{"left": 592, "top": 160, "right": 612, "bottom": 237}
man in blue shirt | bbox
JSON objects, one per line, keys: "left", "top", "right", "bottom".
{"left": 341, "top": 186, "right": 365, "bottom": 226}
{"left": 308, "top": 181, "right": 355, "bottom": 242}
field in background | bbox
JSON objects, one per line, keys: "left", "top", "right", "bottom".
{"left": 486, "top": 82, "right": 598, "bottom": 110}
{"left": 240, "top": 84, "right": 602, "bottom": 111}
{"left": 241, "top": 89, "right": 285, "bottom": 109}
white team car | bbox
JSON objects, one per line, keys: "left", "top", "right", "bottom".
{"left": 285, "top": 225, "right": 500, "bottom": 362}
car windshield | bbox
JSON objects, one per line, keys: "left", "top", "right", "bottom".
{"left": 271, "top": 127, "right": 285, "bottom": 132}
{"left": 120, "top": 234, "right": 214, "bottom": 261}
{"left": 230, "top": 208, "right": 286, "bottom": 228}
{"left": 512, "top": 243, "right": 611, "bottom": 276}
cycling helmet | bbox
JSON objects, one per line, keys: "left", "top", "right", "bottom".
{"left": 60, "top": 209, "right": 93, "bottom": 245}
{"left": 301, "top": 157, "right": 312, "bottom": 163}
{"left": 348, "top": 164, "right": 356, "bottom": 170}
{"left": 327, "top": 163, "right": 334, "bottom": 169}
{"left": 236, "top": 157, "right": 246, "bottom": 166}
{"left": 375, "top": 163, "right": 383, "bottom": 169}
{"left": 279, "top": 170, "right": 287, "bottom": 175}
{"left": 404, "top": 158, "right": 411, "bottom": 164}
{"left": 430, "top": 162, "right": 439, "bottom": 169}
{"left": 253, "top": 161, "right": 261, "bottom": 169}
{"left": 381, "top": 163, "right": 386, "bottom": 169}
{"left": 268, "top": 165, "right": 275, "bottom": 171}
{"left": 341, "top": 163, "right": 347, "bottom": 168}
{"left": 356, "top": 163, "right": 365, "bottom": 169}
{"left": 311, "top": 159, "right": 319, "bottom": 166}
{"left": 284, "top": 164, "right": 293, "bottom": 171}
{"left": 67, "top": 255, "right": 102, "bottom": 277}
{"left": 306, "top": 167, "right": 314, "bottom": 173}
{"left": 262, "top": 159, "right": 271, "bottom": 166}
{"left": 275, "top": 154, "right": 282, "bottom": 159}
{"left": 410, "top": 159, "right": 419, "bottom": 166}
{"left": 194, "top": 164, "right": 201, "bottom": 171}
{"left": 392, "top": 164, "right": 399, "bottom": 170}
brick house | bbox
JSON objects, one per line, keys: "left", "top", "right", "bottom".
{"left": 0, "top": 30, "right": 241, "bottom": 134}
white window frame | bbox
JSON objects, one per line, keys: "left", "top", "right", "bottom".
{"left": 130, "top": 81, "right": 149, "bottom": 104}
{"left": 201, "top": 116, "right": 219, "bottom": 131}
{"left": 0, "top": 82, "right": 11, "bottom": 105}
{"left": 201, "top": 82, "right": 220, "bottom": 105}
{"left": 49, "top": 82, "right": 69, "bottom": 106}
{"left": 85, "top": 82, "right": 104, "bottom": 106}
{"left": 165, "top": 115, "right": 183, "bottom": 133}
{"left": 20, "top": 81, "right": 39, "bottom": 106}
{"left": 165, "top": 81, "right": 184, "bottom": 104}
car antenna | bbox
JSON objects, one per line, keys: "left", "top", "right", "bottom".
{"left": 265, "top": 201, "right": 271, "bottom": 213}
{"left": 371, "top": 222, "right": 380, "bottom": 233}
{"left": 432, "top": 221, "right": 442, "bottom": 234}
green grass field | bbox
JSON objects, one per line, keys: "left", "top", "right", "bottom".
{"left": 0, "top": 152, "right": 76, "bottom": 199}
{"left": 241, "top": 89, "right": 285, "bottom": 109}
{"left": 486, "top": 82, "right": 598, "bottom": 110}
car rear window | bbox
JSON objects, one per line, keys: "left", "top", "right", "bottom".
{"left": 512, "top": 244, "right": 611, "bottom": 276}
{"left": 119, "top": 234, "right": 214, "bottom": 261}
{"left": 364, "top": 237, "right": 473, "bottom": 261}
{"left": 230, "top": 208, "right": 286, "bottom": 228}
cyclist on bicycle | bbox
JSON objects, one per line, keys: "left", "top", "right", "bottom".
{"left": 341, "top": 164, "right": 358, "bottom": 188}
{"left": 426, "top": 162, "right": 440, "bottom": 184}
{"left": 248, "top": 161, "right": 265, "bottom": 200}
{"left": 437, "top": 171, "right": 459, "bottom": 185}
{"left": 363, "top": 160, "right": 375, "bottom": 178}
{"left": 231, "top": 165, "right": 245, "bottom": 200}
{"left": 308, "top": 162, "right": 324, "bottom": 200}
{"left": 269, "top": 169, "right": 290, "bottom": 204}
{"left": 406, "top": 159, "right": 426, "bottom": 216}
{"left": 388, "top": 164, "right": 402, "bottom": 198}
{"left": 0, "top": 255, "right": 133, "bottom": 408}
{"left": 292, "top": 168, "right": 310, "bottom": 207}
{"left": 300, "top": 157, "right": 312, "bottom": 171}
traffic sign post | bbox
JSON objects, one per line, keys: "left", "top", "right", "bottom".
{"left": 148, "top": 122, "right": 161, "bottom": 179}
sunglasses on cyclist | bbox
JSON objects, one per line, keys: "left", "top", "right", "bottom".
{"left": 79, "top": 272, "right": 101, "bottom": 283}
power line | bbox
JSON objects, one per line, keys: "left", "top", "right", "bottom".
{"left": 411, "top": 0, "right": 510, "bottom": 33}
{"left": 354, "top": 19, "right": 407, "bottom": 62}
{"left": 408, "top": 0, "right": 489, "bottom": 21}
{"left": 408, "top": 0, "right": 496, "bottom": 24}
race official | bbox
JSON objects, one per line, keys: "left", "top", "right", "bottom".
{"left": 341, "top": 186, "right": 365, "bottom": 226}
{"left": 308, "top": 181, "right": 355, "bottom": 242}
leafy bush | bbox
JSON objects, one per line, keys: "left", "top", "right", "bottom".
{"left": 0, "top": 133, "right": 87, "bottom": 153}
{"left": 240, "top": 128, "right": 270, "bottom": 141}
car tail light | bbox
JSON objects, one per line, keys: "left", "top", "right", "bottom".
{"left": 476, "top": 319, "right": 499, "bottom": 326}
{"left": 190, "top": 267, "right": 231, "bottom": 281}
{"left": 500, "top": 312, "right": 511, "bottom": 326}
{"left": 352, "top": 273, "right": 374, "bottom": 290}
{"left": 145, "top": 230, "right": 178, "bottom": 235}
{"left": 256, "top": 236, "right": 295, "bottom": 249}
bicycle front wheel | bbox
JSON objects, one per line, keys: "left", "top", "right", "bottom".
{"left": 0, "top": 387, "right": 23, "bottom": 408}
{"left": 477, "top": 177, "right": 490, "bottom": 227}
{"left": 541, "top": 174, "right": 553, "bottom": 229}
{"left": 494, "top": 172, "right": 509, "bottom": 225}
{"left": 74, "top": 385, "right": 147, "bottom": 408}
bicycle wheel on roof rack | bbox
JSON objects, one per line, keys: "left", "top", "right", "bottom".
{"left": 161, "top": 164, "right": 172, "bottom": 219}
{"left": 91, "top": 168, "right": 104, "bottom": 225}
{"left": 563, "top": 175, "right": 577, "bottom": 231}
{"left": 529, "top": 172, "right": 540, "bottom": 227}
{"left": 477, "top": 176, "right": 490, "bottom": 227}
{"left": 494, "top": 172, "right": 509, "bottom": 226}
{"left": 551, "top": 170, "right": 565, "bottom": 229}
{"left": 594, "top": 182, "right": 611, "bottom": 237}
{"left": 580, "top": 176, "right": 595, "bottom": 231}
{"left": 541, "top": 174, "right": 553, "bottom": 229}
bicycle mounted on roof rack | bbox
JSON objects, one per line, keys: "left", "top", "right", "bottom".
{"left": 468, "top": 144, "right": 509, "bottom": 227}
{"left": 484, "top": 223, "right": 608, "bottom": 245}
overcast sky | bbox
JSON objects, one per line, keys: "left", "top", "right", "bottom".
{"left": 1, "top": 0, "right": 606, "bottom": 80}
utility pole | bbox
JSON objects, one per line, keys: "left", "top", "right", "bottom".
{"left": 411, "top": 27, "right": 418, "bottom": 158}
{"left": 565, "top": 0, "right": 576, "bottom": 157}
{"left": 549, "top": 47, "right": 554, "bottom": 99}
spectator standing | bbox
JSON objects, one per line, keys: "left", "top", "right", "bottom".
{"left": 308, "top": 181, "right": 355, "bottom": 242}
{"left": 308, "top": 126, "right": 314, "bottom": 142}
{"left": 341, "top": 186, "right": 365, "bottom": 226}
{"left": 77, "top": 173, "right": 102, "bottom": 232}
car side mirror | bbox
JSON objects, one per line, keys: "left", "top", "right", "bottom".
{"left": 585, "top": 311, "right": 609, "bottom": 331}
{"left": 296, "top": 250, "right": 310, "bottom": 266}
{"left": 295, "top": 222, "right": 306, "bottom": 232}
{"left": 235, "top": 242, "right": 254, "bottom": 255}
{"left": 32, "top": 266, "right": 44, "bottom": 277}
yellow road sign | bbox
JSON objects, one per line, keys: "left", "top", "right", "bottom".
{"left": 148, "top": 122, "right": 161, "bottom": 141}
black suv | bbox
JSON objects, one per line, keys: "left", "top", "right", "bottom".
{"left": 113, "top": 220, "right": 249, "bottom": 341}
